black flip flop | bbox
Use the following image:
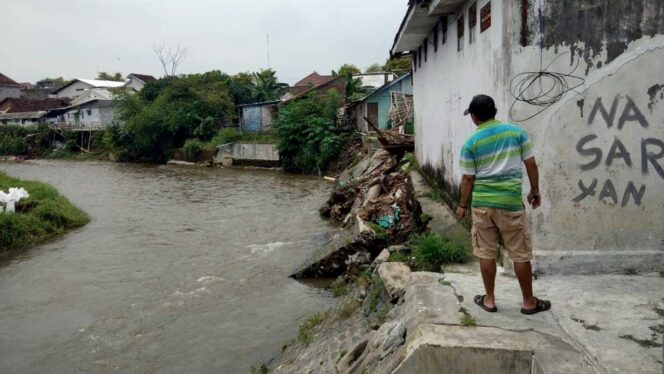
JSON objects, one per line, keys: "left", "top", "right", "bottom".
{"left": 521, "top": 297, "right": 552, "bottom": 315}
{"left": 474, "top": 294, "right": 497, "bottom": 313}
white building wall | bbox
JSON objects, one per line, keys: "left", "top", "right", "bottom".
{"left": 414, "top": 0, "right": 508, "bottom": 193}
{"left": 54, "top": 81, "right": 94, "bottom": 99}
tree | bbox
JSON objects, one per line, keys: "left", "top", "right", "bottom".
{"left": 332, "top": 64, "right": 361, "bottom": 77}
{"left": 230, "top": 72, "right": 257, "bottom": 105}
{"left": 272, "top": 92, "right": 347, "bottom": 174}
{"left": 253, "top": 69, "right": 287, "bottom": 101}
{"left": 110, "top": 71, "right": 234, "bottom": 163}
{"left": 383, "top": 56, "right": 413, "bottom": 74}
{"left": 365, "top": 63, "right": 383, "bottom": 73}
{"left": 153, "top": 43, "right": 188, "bottom": 83}
{"left": 97, "top": 72, "right": 124, "bottom": 81}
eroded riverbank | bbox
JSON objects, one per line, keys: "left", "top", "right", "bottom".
{"left": 0, "top": 160, "right": 339, "bottom": 373}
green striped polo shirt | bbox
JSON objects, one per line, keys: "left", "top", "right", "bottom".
{"left": 459, "top": 119, "right": 534, "bottom": 211}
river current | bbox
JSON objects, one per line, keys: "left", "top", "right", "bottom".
{"left": 0, "top": 160, "right": 337, "bottom": 373}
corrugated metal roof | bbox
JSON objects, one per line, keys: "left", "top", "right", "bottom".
{"left": 76, "top": 79, "right": 126, "bottom": 88}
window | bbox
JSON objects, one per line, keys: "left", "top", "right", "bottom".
{"left": 434, "top": 23, "right": 439, "bottom": 52}
{"left": 480, "top": 2, "right": 492, "bottom": 33}
{"left": 87, "top": 109, "right": 92, "bottom": 116}
{"left": 457, "top": 16, "right": 464, "bottom": 52}
{"left": 442, "top": 18, "right": 448, "bottom": 45}
{"left": 423, "top": 38, "right": 428, "bottom": 62}
{"left": 469, "top": 3, "right": 477, "bottom": 44}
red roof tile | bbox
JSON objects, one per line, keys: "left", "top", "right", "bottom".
{"left": 0, "top": 73, "right": 20, "bottom": 87}
{"left": 293, "top": 72, "right": 334, "bottom": 87}
{"left": 129, "top": 73, "right": 156, "bottom": 82}
{"left": 0, "top": 98, "right": 71, "bottom": 113}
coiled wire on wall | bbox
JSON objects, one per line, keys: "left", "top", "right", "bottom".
{"left": 509, "top": 7, "right": 585, "bottom": 122}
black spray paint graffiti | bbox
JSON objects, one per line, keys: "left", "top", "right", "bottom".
{"left": 574, "top": 96, "right": 664, "bottom": 206}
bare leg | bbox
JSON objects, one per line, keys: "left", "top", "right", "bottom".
{"left": 513, "top": 261, "right": 536, "bottom": 309}
{"left": 479, "top": 258, "right": 497, "bottom": 308}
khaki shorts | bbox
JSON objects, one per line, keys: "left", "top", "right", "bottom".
{"left": 471, "top": 207, "right": 533, "bottom": 262}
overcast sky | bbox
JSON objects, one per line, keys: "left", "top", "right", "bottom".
{"left": 1, "top": 0, "right": 407, "bottom": 84}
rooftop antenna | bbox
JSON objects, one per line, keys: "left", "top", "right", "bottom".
{"left": 266, "top": 33, "right": 271, "bottom": 68}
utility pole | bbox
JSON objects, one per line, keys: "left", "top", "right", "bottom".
{"left": 266, "top": 33, "right": 271, "bottom": 68}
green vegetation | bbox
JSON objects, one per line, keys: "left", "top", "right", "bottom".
{"left": 387, "top": 251, "right": 410, "bottom": 263}
{"left": 331, "top": 278, "right": 349, "bottom": 297}
{"left": 338, "top": 299, "right": 361, "bottom": 320}
{"left": 272, "top": 92, "right": 348, "bottom": 174}
{"left": 298, "top": 311, "right": 328, "bottom": 346}
{"left": 368, "top": 273, "right": 386, "bottom": 312}
{"left": 110, "top": 69, "right": 286, "bottom": 163}
{"left": 96, "top": 71, "right": 124, "bottom": 81}
{"left": 0, "top": 172, "right": 89, "bottom": 251}
{"left": 0, "top": 125, "right": 33, "bottom": 155}
{"left": 410, "top": 233, "right": 470, "bottom": 271}
{"left": 459, "top": 307, "right": 477, "bottom": 327}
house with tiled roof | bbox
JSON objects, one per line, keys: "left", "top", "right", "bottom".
{"left": 125, "top": 73, "right": 157, "bottom": 92}
{"left": 0, "top": 97, "right": 71, "bottom": 126}
{"left": 283, "top": 72, "right": 335, "bottom": 99}
{"left": 0, "top": 73, "right": 22, "bottom": 102}
{"left": 50, "top": 78, "right": 126, "bottom": 99}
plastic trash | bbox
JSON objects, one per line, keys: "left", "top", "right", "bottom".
{"left": 0, "top": 187, "right": 29, "bottom": 213}
{"left": 377, "top": 204, "right": 402, "bottom": 229}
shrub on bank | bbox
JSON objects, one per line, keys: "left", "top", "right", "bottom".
{"left": 272, "top": 91, "right": 348, "bottom": 174}
{"left": 0, "top": 172, "right": 89, "bottom": 251}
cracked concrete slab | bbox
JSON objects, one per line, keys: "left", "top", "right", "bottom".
{"left": 443, "top": 271, "right": 664, "bottom": 373}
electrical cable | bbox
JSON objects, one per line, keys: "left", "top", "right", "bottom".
{"left": 509, "top": 9, "right": 585, "bottom": 122}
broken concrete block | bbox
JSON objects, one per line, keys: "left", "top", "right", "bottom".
{"left": 374, "top": 249, "right": 390, "bottom": 265}
{"left": 377, "top": 262, "right": 412, "bottom": 300}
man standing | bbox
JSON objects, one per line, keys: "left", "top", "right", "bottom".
{"left": 456, "top": 95, "right": 551, "bottom": 315}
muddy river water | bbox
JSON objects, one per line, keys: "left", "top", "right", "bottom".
{"left": 0, "top": 160, "right": 337, "bottom": 373}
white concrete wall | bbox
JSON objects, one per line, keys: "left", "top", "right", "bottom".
{"left": 55, "top": 81, "right": 93, "bottom": 99}
{"left": 125, "top": 77, "right": 145, "bottom": 92}
{"left": 413, "top": 0, "right": 508, "bottom": 192}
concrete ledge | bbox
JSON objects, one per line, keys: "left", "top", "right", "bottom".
{"left": 535, "top": 250, "right": 664, "bottom": 275}
{"left": 396, "top": 324, "right": 529, "bottom": 374}
{"left": 214, "top": 143, "right": 279, "bottom": 167}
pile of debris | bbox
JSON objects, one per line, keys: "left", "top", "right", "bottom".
{"left": 364, "top": 117, "right": 414, "bottom": 156}
{"left": 294, "top": 149, "right": 424, "bottom": 279}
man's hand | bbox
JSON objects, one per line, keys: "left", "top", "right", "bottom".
{"left": 456, "top": 207, "right": 467, "bottom": 221}
{"left": 527, "top": 190, "right": 541, "bottom": 209}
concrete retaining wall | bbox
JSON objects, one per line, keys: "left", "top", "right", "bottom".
{"left": 214, "top": 143, "right": 279, "bottom": 167}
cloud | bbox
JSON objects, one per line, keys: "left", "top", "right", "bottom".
{"left": 0, "top": 0, "right": 407, "bottom": 84}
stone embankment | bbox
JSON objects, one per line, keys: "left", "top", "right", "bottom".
{"left": 269, "top": 149, "right": 664, "bottom": 373}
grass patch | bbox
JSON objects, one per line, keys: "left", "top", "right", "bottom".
{"left": 410, "top": 233, "right": 469, "bottom": 272}
{"left": 459, "top": 307, "right": 477, "bottom": 327}
{"left": 0, "top": 172, "right": 89, "bottom": 251}
{"left": 338, "top": 299, "right": 361, "bottom": 320}
{"left": 331, "top": 278, "right": 349, "bottom": 297}
{"left": 298, "top": 311, "right": 328, "bottom": 346}
{"left": 204, "top": 128, "right": 276, "bottom": 151}
{"left": 368, "top": 274, "right": 386, "bottom": 312}
{"left": 387, "top": 251, "right": 410, "bottom": 263}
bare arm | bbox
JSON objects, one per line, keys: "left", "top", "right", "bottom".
{"left": 456, "top": 174, "right": 475, "bottom": 220}
{"left": 524, "top": 157, "right": 541, "bottom": 209}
